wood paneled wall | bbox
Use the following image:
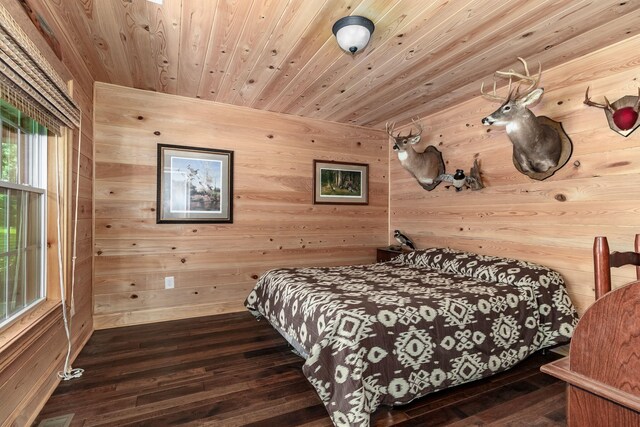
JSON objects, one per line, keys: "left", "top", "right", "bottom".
{"left": 390, "top": 34, "right": 640, "bottom": 315}
{"left": 93, "top": 83, "right": 388, "bottom": 329}
{"left": 0, "top": 1, "right": 95, "bottom": 425}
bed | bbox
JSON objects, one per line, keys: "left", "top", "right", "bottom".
{"left": 244, "top": 247, "right": 579, "bottom": 427}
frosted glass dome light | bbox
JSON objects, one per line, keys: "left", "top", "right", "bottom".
{"left": 332, "top": 16, "right": 375, "bottom": 55}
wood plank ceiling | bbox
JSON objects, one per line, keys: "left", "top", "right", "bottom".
{"left": 33, "top": 0, "right": 640, "bottom": 127}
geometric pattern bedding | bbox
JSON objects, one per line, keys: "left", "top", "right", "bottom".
{"left": 244, "top": 247, "right": 579, "bottom": 427}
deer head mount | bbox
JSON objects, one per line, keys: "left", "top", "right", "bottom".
{"left": 480, "top": 57, "right": 572, "bottom": 181}
{"left": 584, "top": 87, "right": 640, "bottom": 137}
{"left": 386, "top": 119, "right": 445, "bottom": 191}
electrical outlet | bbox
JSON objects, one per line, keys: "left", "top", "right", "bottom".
{"left": 164, "top": 276, "right": 175, "bottom": 289}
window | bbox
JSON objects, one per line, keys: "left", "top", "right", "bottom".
{"left": 0, "top": 99, "right": 47, "bottom": 327}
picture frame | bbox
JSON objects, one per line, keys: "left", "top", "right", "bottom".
{"left": 157, "top": 144, "right": 233, "bottom": 223}
{"left": 313, "top": 160, "right": 368, "bottom": 205}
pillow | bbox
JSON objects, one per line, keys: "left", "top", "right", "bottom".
{"left": 397, "top": 247, "right": 563, "bottom": 289}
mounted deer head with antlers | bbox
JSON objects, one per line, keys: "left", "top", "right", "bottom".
{"left": 386, "top": 119, "right": 445, "bottom": 191}
{"left": 584, "top": 87, "right": 640, "bottom": 135}
{"left": 480, "top": 57, "right": 572, "bottom": 180}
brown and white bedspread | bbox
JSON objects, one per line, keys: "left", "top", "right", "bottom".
{"left": 244, "top": 247, "right": 579, "bottom": 427}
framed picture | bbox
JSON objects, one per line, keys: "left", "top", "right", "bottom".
{"left": 313, "top": 160, "right": 368, "bottom": 205}
{"left": 157, "top": 144, "right": 233, "bottom": 223}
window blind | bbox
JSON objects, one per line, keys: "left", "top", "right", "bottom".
{"left": 0, "top": 4, "right": 79, "bottom": 135}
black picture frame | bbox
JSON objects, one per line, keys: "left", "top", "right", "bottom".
{"left": 157, "top": 144, "right": 233, "bottom": 223}
{"left": 313, "top": 160, "right": 369, "bottom": 205}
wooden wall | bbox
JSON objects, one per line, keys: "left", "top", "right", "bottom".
{"left": 93, "top": 83, "right": 388, "bottom": 329}
{"left": 0, "top": 0, "right": 95, "bottom": 425}
{"left": 390, "top": 34, "right": 640, "bottom": 315}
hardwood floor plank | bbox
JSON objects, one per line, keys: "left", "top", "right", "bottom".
{"left": 403, "top": 364, "right": 549, "bottom": 417}
{"left": 442, "top": 382, "right": 566, "bottom": 426}
{"left": 76, "top": 324, "right": 278, "bottom": 367}
{"left": 476, "top": 381, "right": 565, "bottom": 423}
{"left": 36, "top": 312, "right": 568, "bottom": 426}
{"left": 297, "top": 419, "right": 335, "bottom": 427}
{"left": 243, "top": 404, "right": 330, "bottom": 427}
{"left": 54, "top": 338, "right": 288, "bottom": 392}
{"left": 121, "top": 379, "right": 312, "bottom": 426}
{"left": 182, "top": 391, "right": 323, "bottom": 427}
{"left": 485, "top": 388, "right": 567, "bottom": 426}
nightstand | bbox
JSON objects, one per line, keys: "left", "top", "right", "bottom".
{"left": 376, "top": 247, "right": 409, "bottom": 262}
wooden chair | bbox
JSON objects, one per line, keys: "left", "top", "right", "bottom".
{"left": 542, "top": 235, "right": 640, "bottom": 426}
{"left": 593, "top": 234, "right": 640, "bottom": 299}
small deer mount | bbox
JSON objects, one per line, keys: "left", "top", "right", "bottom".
{"left": 386, "top": 119, "right": 445, "bottom": 191}
{"left": 480, "top": 57, "right": 572, "bottom": 181}
{"left": 584, "top": 87, "right": 640, "bottom": 137}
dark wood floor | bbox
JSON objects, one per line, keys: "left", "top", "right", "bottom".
{"left": 36, "top": 312, "right": 567, "bottom": 426}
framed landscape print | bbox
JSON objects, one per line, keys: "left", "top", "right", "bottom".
{"left": 313, "top": 160, "right": 368, "bottom": 205}
{"left": 157, "top": 144, "right": 233, "bottom": 223}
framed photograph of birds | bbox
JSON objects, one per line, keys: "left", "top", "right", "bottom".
{"left": 157, "top": 144, "right": 233, "bottom": 223}
{"left": 313, "top": 160, "right": 369, "bottom": 205}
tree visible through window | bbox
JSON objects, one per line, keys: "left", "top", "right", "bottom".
{"left": 0, "top": 99, "right": 47, "bottom": 327}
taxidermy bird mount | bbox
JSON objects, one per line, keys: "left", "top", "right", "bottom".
{"left": 394, "top": 230, "right": 416, "bottom": 251}
{"left": 436, "top": 159, "right": 484, "bottom": 191}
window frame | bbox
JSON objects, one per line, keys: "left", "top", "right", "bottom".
{"left": 0, "top": 106, "right": 48, "bottom": 329}
{"left": 0, "top": 115, "right": 70, "bottom": 349}
{"left": 0, "top": 181, "right": 47, "bottom": 325}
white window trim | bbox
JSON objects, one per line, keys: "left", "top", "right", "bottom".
{"left": 0, "top": 128, "right": 67, "bottom": 351}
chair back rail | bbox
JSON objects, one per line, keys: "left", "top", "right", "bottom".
{"left": 593, "top": 234, "right": 640, "bottom": 300}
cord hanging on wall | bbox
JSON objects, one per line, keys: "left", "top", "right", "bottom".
{"left": 55, "top": 126, "right": 84, "bottom": 381}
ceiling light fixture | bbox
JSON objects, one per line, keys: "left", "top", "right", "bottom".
{"left": 332, "top": 16, "right": 375, "bottom": 55}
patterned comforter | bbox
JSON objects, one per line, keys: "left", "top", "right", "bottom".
{"left": 244, "top": 247, "right": 579, "bottom": 427}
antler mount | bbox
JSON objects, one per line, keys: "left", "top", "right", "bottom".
{"left": 480, "top": 57, "right": 542, "bottom": 103}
